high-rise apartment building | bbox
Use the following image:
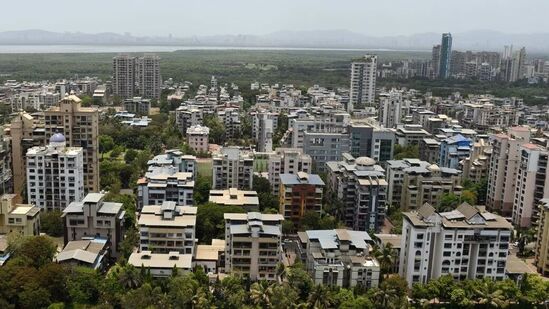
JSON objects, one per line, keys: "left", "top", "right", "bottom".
{"left": 136, "top": 54, "right": 161, "bottom": 100}
{"left": 486, "top": 127, "right": 530, "bottom": 216}
{"left": 326, "top": 154, "right": 387, "bottom": 232}
{"left": 378, "top": 90, "right": 402, "bottom": 128}
{"left": 252, "top": 111, "right": 278, "bottom": 152}
{"left": 535, "top": 199, "right": 549, "bottom": 276}
{"left": 26, "top": 133, "right": 84, "bottom": 211}
{"left": 112, "top": 54, "right": 136, "bottom": 99}
{"left": 348, "top": 122, "right": 395, "bottom": 163}
{"left": 0, "top": 130, "right": 12, "bottom": 195}
{"left": 175, "top": 105, "right": 203, "bottom": 136}
{"left": 400, "top": 203, "right": 512, "bottom": 287}
{"left": 186, "top": 125, "right": 210, "bottom": 154}
{"left": 431, "top": 45, "right": 441, "bottom": 79}
{"left": 212, "top": 147, "right": 254, "bottom": 190}
{"left": 349, "top": 55, "right": 377, "bottom": 111}
{"left": 224, "top": 212, "right": 284, "bottom": 281}
{"left": 137, "top": 166, "right": 194, "bottom": 210}
{"left": 512, "top": 144, "right": 549, "bottom": 227}
{"left": 44, "top": 95, "right": 99, "bottom": 193}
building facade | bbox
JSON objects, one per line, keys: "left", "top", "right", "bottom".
{"left": 279, "top": 172, "right": 324, "bottom": 225}
{"left": 137, "top": 166, "right": 194, "bottom": 210}
{"left": 212, "top": 147, "right": 254, "bottom": 190}
{"left": 349, "top": 55, "right": 377, "bottom": 111}
{"left": 268, "top": 148, "right": 312, "bottom": 196}
{"left": 186, "top": 125, "right": 210, "bottom": 153}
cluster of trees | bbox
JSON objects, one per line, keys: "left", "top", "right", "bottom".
{"left": 393, "top": 144, "right": 419, "bottom": 160}
{"left": 411, "top": 274, "right": 549, "bottom": 308}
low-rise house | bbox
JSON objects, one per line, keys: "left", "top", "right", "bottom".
{"left": 0, "top": 194, "right": 40, "bottom": 236}
{"left": 56, "top": 239, "right": 108, "bottom": 270}
{"left": 128, "top": 251, "right": 193, "bottom": 278}
{"left": 195, "top": 239, "right": 226, "bottom": 275}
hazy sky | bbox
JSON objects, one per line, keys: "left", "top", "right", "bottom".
{"left": 2, "top": 0, "right": 548, "bottom": 36}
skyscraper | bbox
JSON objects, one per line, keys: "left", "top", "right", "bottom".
{"left": 439, "top": 33, "right": 452, "bottom": 79}
{"left": 431, "top": 45, "right": 441, "bottom": 79}
{"left": 136, "top": 54, "right": 161, "bottom": 100}
{"left": 112, "top": 54, "right": 136, "bottom": 99}
{"left": 349, "top": 55, "right": 377, "bottom": 112}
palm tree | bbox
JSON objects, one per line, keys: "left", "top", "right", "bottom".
{"left": 373, "top": 284, "right": 400, "bottom": 309}
{"left": 474, "top": 279, "right": 509, "bottom": 308}
{"left": 373, "top": 243, "right": 395, "bottom": 279}
{"left": 117, "top": 264, "right": 142, "bottom": 289}
{"left": 250, "top": 280, "right": 274, "bottom": 308}
{"left": 307, "top": 284, "right": 332, "bottom": 309}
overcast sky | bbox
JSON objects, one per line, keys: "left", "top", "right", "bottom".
{"left": 2, "top": 0, "right": 548, "bottom": 37}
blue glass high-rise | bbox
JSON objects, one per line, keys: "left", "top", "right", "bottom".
{"left": 439, "top": 33, "right": 452, "bottom": 79}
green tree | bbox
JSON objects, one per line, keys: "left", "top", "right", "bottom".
{"left": 372, "top": 243, "right": 395, "bottom": 278}
{"left": 393, "top": 144, "right": 419, "bottom": 160}
{"left": 168, "top": 273, "right": 199, "bottom": 308}
{"left": 40, "top": 210, "right": 64, "bottom": 237}
{"left": 194, "top": 175, "right": 212, "bottom": 205}
{"left": 99, "top": 135, "right": 115, "bottom": 154}
{"left": 196, "top": 202, "right": 245, "bottom": 244}
{"left": 124, "top": 148, "right": 138, "bottom": 164}
{"left": 12, "top": 236, "right": 57, "bottom": 268}
{"left": 287, "top": 262, "right": 314, "bottom": 300}
{"left": 122, "top": 283, "right": 169, "bottom": 309}
{"left": 250, "top": 280, "right": 274, "bottom": 308}
{"left": 66, "top": 266, "right": 101, "bottom": 305}
{"left": 203, "top": 115, "right": 225, "bottom": 144}
{"left": 307, "top": 284, "right": 333, "bottom": 309}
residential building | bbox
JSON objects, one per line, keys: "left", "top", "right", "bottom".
{"left": 512, "top": 144, "right": 549, "bottom": 227}
{"left": 218, "top": 107, "right": 241, "bottom": 139}
{"left": 62, "top": 193, "right": 125, "bottom": 258}
{"left": 386, "top": 159, "right": 462, "bottom": 209}
{"left": 26, "top": 133, "right": 84, "bottom": 211}
{"left": 137, "top": 166, "right": 194, "bottom": 210}
{"left": 268, "top": 148, "right": 312, "bottom": 196}
{"left": 349, "top": 55, "right": 377, "bottom": 111}
{"left": 349, "top": 123, "right": 395, "bottom": 163}
{"left": 439, "top": 134, "right": 473, "bottom": 169}
{"left": 128, "top": 251, "right": 192, "bottom": 277}
{"left": 303, "top": 131, "right": 350, "bottom": 173}
{"left": 138, "top": 201, "right": 197, "bottom": 255}
{"left": 136, "top": 54, "right": 161, "bottom": 100}
{"left": 44, "top": 95, "right": 99, "bottom": 192}
{"left": 461, "top": 139, "right": 492, "bottom": 183}
{"left": 326, "top": 154, "right": 387, "bottom": 232}
{"left": 56, "top": 239, "right": 108, "bottom": 270}
{"left": 112, "top": 54, "right": 136, "bottom": 99}
{"left": 123, "top": 97, "right": 151, "bottom": 116}
{"left": 147, "top": 150, "right": 197, "bottom": 178}
{"left": 224, "top": 212, "right": 284, "bottom": 281}
{"left": 486, "top": 127, "right": 530, "bottom": 216}
{"left": 378, "top": 90, "right": 402, "bottom": 128}
{"left": 438, "top": 33, "right": 452, "bottom": 79}
{"left": 252, "top": 111, "right": 278, "bottom": 152}
{"left": 298, "top": 229, "right": 380, "bottom": 288}
{"left": 212, "top": 147, "right": 254, "bottom": 190}
{"left": 0, "top": 194, "right": 40, "bottom": 236}
{"left": 400, "top": 203, "right": 512, "bottom": 286}
{"left": 0, "top": 130, "right": 12, "bottom": 195}
{"left": 395, "top": 124, "right": 432, "bottom": 146}
{"left": 175, "top": 105, "right": 203, "bottom": 135}
{"left": 431, "top": 45, "right": 441, "bottom": 79}
{"left": 195, "top": 239, "right": 226, "bottom": 275}
{"left": 186, "top": 125, "right": 209, "bottom": 153}
{"left": 279, "top": 172, "right": 324, "bottom": 224}
{"left": 7, "top": 112, "right": 46, "bottom": 196}
{"left": 209, "top": 188, "right": 259, "bottom": 211}
{"left": 535, "top": 199, "right": 549, "bottom": 276}
{"left": 419, "top": 138, "right": 441, "bottom": 164}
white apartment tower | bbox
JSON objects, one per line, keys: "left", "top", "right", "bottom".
{"left": 26, "top": 133, "right": 84, "bottom": 211}
{"left": 137, "top": 54, "right": 161, "bottom": 100}
{"left": 349, "top": 55, "right": 377, "bottom": 112}
{"left": 400, "top": 203, "right": 512, "bottom": 287}
{"left": 212, "top": 147, "right": 254, "bottom": 190}
{"left": 378, "top": 89, "right": 402, "bottom": 128}
{"left": 113, "top": 54, "right": 136, "bottom": 99}
{"left": 268, "top": 148, "right": 312, "bottom": 196}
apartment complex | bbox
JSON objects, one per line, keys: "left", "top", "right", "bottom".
{"left": 349, "top": 55, "right": 377, "bottom": 111}
{"left": 386, "top": 159, "right": 462, "bottom": 210}
{"left": 349, "top": 122, "right": 395, "bottom": 163}
{"left": 123, "top": 97, "right": 151, "bottom": 115}
{"left": 212, "top": 147, "right": 254, "bottom": 190}
{"left": 395, "top": 124, "right": 432, "bottom": 146}
{"left": 460, "top": 139, "right": 492, "bottom": 183}
{"left": 26, "top": 133, "right": 84, "bottom": 211}
{"left": 175, "top": 105, "right": 203, "bottom": 135}
{"left": 137, "top": 166, "right": 194, "bottom": 210}
{"left": 62, "top": 193, "right": 125, "bottom": 258}
{"left": 112, "top": 54, "right": 136, "bottom": 99}
{"left": 279, "top": 172, "right": 324, "bottom": 224}
{"left": 302, "top": 131, "right": 350, "bottom": 173}
{"left": 400, "top": 203, "right": 512, "bottom": 287}
{"left": 224, "top": 212, "right": 284, "bottom": 281}
{"left": 209, "top": 188, "right": 259, "bottom": 211}
{"left": 44, "top": 95, "right": 99, "bottom": 192}
{"left": 147, "top": 150, "right": 197, "bottom": 178}
{"left": 268, "top": 148, "right": 312, "bottom": 196}
{"left": 186, "top": 125, "right": 209, "bottom": 153}
{"left": 129, "top": 251, "right": 192, "bottom": 278}
{"left": 298, "top": 229, "right": 380, "bottom": 288}
{"left": 326, "top": 154, "right": 387, "bottom": 232}
{"left": 378, "top": 90, "right": 402, "bottom": 128}
{"left": 0, "top": 131, "right": 12, "bottom": 196}
{"left": 438, "top": 134, "right": 472, "bottom": 169}
{"left": 136, "top": 54, "right": 161, "bottom": 100}
{"left": 419, "top": 138, "right": 441, "bottom": 164}
{"left": 252, "top": 111, "right": 278, "bottom": 152}
{"left": 0, "top": 194, "right": 40, "bottom": 236}
{"left": 138, "top": 201, "right": 197, "bottom": 255}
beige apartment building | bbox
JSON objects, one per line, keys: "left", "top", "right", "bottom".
{"left": 6, "top": 112, "right": 45, "bottom": 196}
{"left": 186, "top": 125, "right": 209, "bottom": 153}
{"left": 138, "top": 201, "right": 197, "bottom": 255}
{"left": 209, "top": 188, "right": 259, "bottom": 211}
{"left": 44, "top": 95, "right": 99, "bottom": 193}
{"left": 486, "top": 127, "right": 530, "bottom": 217}
{"left": 535, "top": 199, "right": 549, "bottom": 276}
{"left": 212, "top": 147, "right": 254, "bottom": 190}
{"left": 62, "top": 193, "right": 125, "bottom": 258}
{"left": 224, "top": 212, "right": 284, "bottom": 281}
{"left": 0, "top": 194, "right": 40, "bottom": 236}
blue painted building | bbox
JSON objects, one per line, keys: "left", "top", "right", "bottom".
{"left": 439, "top": 134, "right": 472, "bottom": 169}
